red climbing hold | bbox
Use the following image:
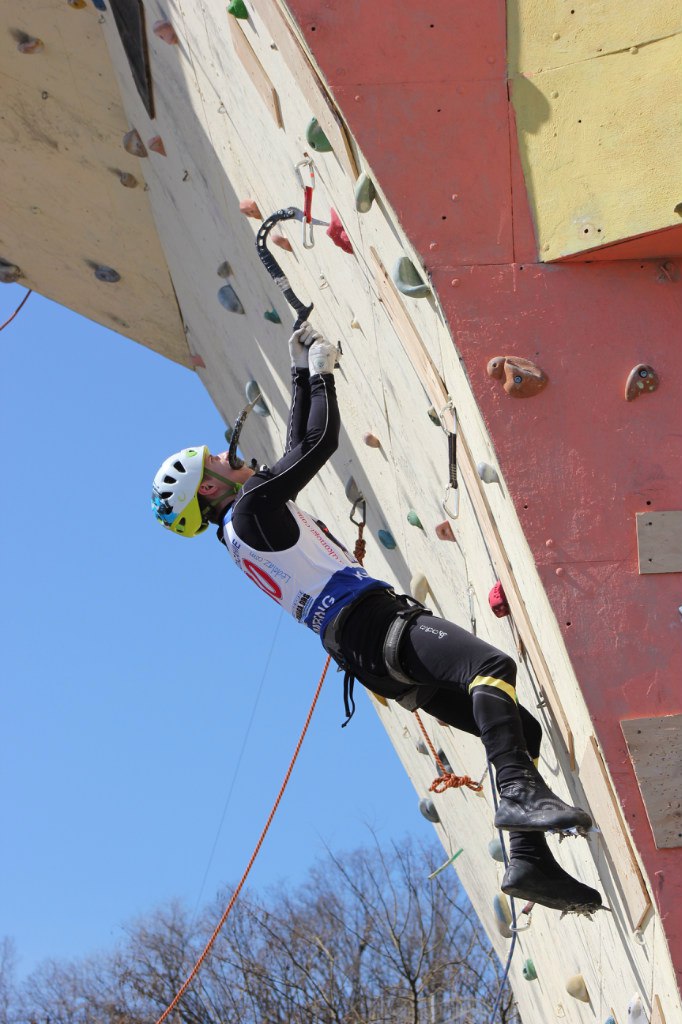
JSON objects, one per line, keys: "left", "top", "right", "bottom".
{"left": 489, "top": 581, "right": 510, "bottom": 618}
{"left": 326, "top": 208, "right": 353, "bottom": 254}
{"left": 153, "top": 19, "right": 179, "bottom": 44}
{"left": 240, "top": 198, "right": 262, "bottom": 220}
{"left": 435, "top": 521, "right": 455, "bottom": 542}
{"left": 148, "top": 135, "right": 167, "bottom": 156}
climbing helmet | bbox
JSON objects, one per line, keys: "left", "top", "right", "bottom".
{"left": 151, "top": 446, "right": 209, "bottom": 537}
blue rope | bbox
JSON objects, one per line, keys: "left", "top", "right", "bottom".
{"left": 487, "top": 761, "right": 520, "bottom": 1024}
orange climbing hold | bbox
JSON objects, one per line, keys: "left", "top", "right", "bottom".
{"left": 240, "top": 198, "right": 262, "bottom": 219}
{"left": 271, "top": 230, "right": 293, "bottom": 252}
{"left": 487, "top": 356, "right": 548, "bottom": 398}
{"left": 435, "top": 521, "right": 455, "bottom": 542}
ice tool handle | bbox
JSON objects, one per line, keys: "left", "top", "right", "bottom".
{"left": 256, "top": 208, "right": 314, "bottom": 330}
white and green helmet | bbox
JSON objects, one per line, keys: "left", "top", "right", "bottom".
{"left": 151, "top": 446, "right": 209, "bottom": 537}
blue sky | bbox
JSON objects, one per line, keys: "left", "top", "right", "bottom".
{"left": 1, "top": 286, "right": 431, "bottom": 979}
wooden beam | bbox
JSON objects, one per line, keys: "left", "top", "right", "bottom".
{"left": 579, "top": 735, "right": 652, "bottom": 930}
{"left": 252, "top": 0, "right": 359, "bottom": 179}
{"left": 369, "top": 246, "right": 575, "bottom": 765}
{"left": 228, "top": 17, "right": 283, "bottom": 128}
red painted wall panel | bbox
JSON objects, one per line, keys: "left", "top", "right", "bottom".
{"left": 285, "top": 0, "right": 682, "bottom": 990}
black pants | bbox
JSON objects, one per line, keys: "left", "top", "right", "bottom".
{"left": 339, "top": 592, "right": 542, "bottom": 763}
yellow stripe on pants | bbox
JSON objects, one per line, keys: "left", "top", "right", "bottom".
{"left": 468, "top": 674, "right": 518, "bottom": 704}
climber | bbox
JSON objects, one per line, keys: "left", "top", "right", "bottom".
{"left": 152, "top": 323, "right": 602, "bottom": 916}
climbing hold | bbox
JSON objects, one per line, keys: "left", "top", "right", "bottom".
{"left": 93, "top": 265, "right": 121, "bottom": 283}
{"left": 489, "top": 581, "right": 510, "bottom": 618}
{"left": 118, "top": 171, "right": 138, "bottom": 188}
{"left": 362, "top": 432, "right": 381, "bottom": 448}
{"left": 350, "top": 317, "right": 361, "bottom": 330}
{"left": 436, "top": 748, "right": 454, "bottom": 774}
{"left": 407, "top": 510, "right": 424, "bottom": 530}
{"left": 122, "top": 129, "right": 147, "bottom": 158}
{"left": 419, "top": 797, "right": 440, "bottom": 823}
{"left": 67, "top": 0, "right": 87, "bottom": 8}
{"left": 91, "top": 0, "right": 107, "bottom": 8}
{"left": 392, "top": 257, "right": 431, "bottom": 299}
{"left": 493, "top": 894, "right": 513, "bottom": 938}
{"left": 0, "top": 260, "right": 22, "bottom": 284}
{"left": 410, "top": 572, "right": 430, "bottom": 604}
{"left": 476, "top": 462, "right": 500, "bottom": 484}
{"left": 148, "top": 136, "right": 166, "bottom": 156}
{"left": 227, "top": 0, "right": 249, "bottom": 18}
{"left": 152, "top": 19, "right": 179, "bottom": 43}
{"left": 605, "top": 1017, "right": 616, "bottom": 1024}
{"left": 271, "top": 230, "right": 293, "bottom": 252}
{"left": 435, "top": 521, "right": 455, "bottom": 542}
{"left": 487, "top": 356, "right": 548, "bottom": 398}
{"left": 488, "top": 837, "right": 505, "bottom": 862}
{"left": 326, "top": 209, "right": 353, "bottom": 254}
{"left": 217, "top": 261, "right": 232, "bottom": 278}
{"left": 427, "top": 406, "right": 441, "bottom": 426}
{"left": 625, "top": 364, "right": 659, "bottom": 401}
{"left": 17, "top": 36, "right": 44, "bottom": 54}
{"left": 264, "top": 307, "right": 281, "bottom": 324}
{"left": 345, "top": 476, "right": 363, "bottom": 505}
{"left": 218, "top": 284, "right": 245, "bottom": 314}
{"left": 354, "top": 171, "right": 376, "bottom": 213}
{"left": 415, "top": 736, "right": 428, "bottom": 755}
{"left": 523, "top": 959, "right": 537, "bottom": 982}
{"left": 245, "top": 380, "right": 270, "bottom": 416}
{"left": 566, "top": 975, "right": 590, "bottom": 1003}
{"left": 190, "top": 354, "right": 206, "bottom": 369}
{"left": 627, "top": 995, "right": 644, "bottom": 1020}
{"left": 224, "top": 423, "right": 234, "bottom": 443}
{"left": 240, "top": 198, "right": 262, "bottom": 219}
{"left": 306, "top": 117, "right": 332, "bottom": 153}
{"left": 378, "top": 529, "right": 396, "bottom": 550}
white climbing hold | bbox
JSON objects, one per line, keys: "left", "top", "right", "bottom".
{"left": 245, "top": 380, "right": 270, "bottom": 416}
{"left": 419, "top": 797, "right": 440, "bottom": 823}
{"left": 477, "top": 462, "right": 500, "bottom": 484}
{"left": 627, "top": 994, "right": 646, "bottom": 1021}
{"left": 410, "top": 572, "right": 430, "bottom": 604}
{"left": 414, "top": 736, "right": 428, "bottom": 755}
{"left": 565, "top": 975, "right": 590, "bottom": 1003}
{"left": 123, "top": 129, "right": 147, "bottom": 158}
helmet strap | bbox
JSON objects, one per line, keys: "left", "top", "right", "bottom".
{"left": 201, "top": 467, "right": 242, "bottom": 508}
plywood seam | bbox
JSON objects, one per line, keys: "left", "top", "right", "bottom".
{"left": 510, "top": 28, "right": 682, "bottom": 78}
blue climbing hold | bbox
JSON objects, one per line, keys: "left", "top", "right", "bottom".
{"left": 218, "top": 284, "right": 245, "bottom": 314}
{"left": 90, "top": 0, "right": 107, "bottom": 9}
{"left": 378, "top": 529, "right": 396, "bottom": 549}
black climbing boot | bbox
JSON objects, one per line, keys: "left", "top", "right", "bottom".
{"left": 502, "top": 832, "right": 602, "bottom": 914}
{"left": 493, "top": 750, "right": 592, "bottom": 833}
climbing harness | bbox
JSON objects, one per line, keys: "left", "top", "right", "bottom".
{"left": 439, "top": 400, "right": 459, "bottom": 519}
{"left": 0, "top": 288, "right": 32, "bottom": 332}
{"left": 153, "top": 655, "right": 332, "bottom": 1024}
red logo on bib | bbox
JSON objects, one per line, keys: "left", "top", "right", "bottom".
{"left": 243, "top": 559, "right": 283, "bottom": 601}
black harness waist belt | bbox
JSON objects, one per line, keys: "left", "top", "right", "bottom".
{"left": 322, "top": 589, "right": 438, "bottom": 720}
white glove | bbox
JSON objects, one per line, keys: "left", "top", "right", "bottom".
{"left": 288, "top": 321, "right": 320, "bottom": 369}
{"left": 309, "top": 336, "right": 339, "bottom": 375}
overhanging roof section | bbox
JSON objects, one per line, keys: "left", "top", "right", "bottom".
{"left": 0, "top": 0, "right": 191, "bottom": 366}
{"left": 508, "top": 1, "right": 682, "bottom": 261}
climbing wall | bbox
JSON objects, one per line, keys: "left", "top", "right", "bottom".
{"left": 3, "top": 2, "right": 681, "bottom": 1023}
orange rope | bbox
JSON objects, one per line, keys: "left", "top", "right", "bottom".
{"left": 0, "top": 289, "right": 32, "bottom": 332}
{"left": 153, "top": 654, "right": 331, "bottom": 1024}
{"left": 413, "top": 710, "right": 483, "bottom": 794}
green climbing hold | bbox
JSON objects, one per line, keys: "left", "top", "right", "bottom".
{"left": 378, "top": 529, "right": 396, "bottom": 550}
{"left": 523, "top": 959, "right": 537, "bottom": 981}
{"left": 306, "top": 117, "right": 332, "bottom": 153}
{"left": 407, "top": 509, "right": 423, "bottom": 530}
{"left": 264, "top": 307, "right": 281, "bottom": 324}
{"left": 392, "top": 256, "right": 431, "bottom": 299}
{"left": 354, "top": 171, "right": 376, "bottom": 213}
{"left": 227, "top": 0, "right": 248, "bottom": 19}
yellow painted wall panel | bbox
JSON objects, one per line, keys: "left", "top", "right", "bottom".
{"left": 508, "top": 0, "right": 682, "bottom": 73}
{"left": 511, "top": 34, "right": 682, "bottom": 260}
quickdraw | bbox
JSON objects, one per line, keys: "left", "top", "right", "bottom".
{"left": 439, "top": 400, "right": 459, "bottom": 519}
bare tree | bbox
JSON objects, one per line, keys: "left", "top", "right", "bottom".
{"left": 13, "top": 836, "right": 518, "bottom": 1024}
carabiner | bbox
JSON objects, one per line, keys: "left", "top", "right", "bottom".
{"left": 442, "top": 483, "right": 460, "bottom": 520}
{"left": 295, "top": 155, "right": 316, "bottom": 249}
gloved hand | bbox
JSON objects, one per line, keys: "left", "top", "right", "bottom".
{"left": 309, "top": 336, "right": 339, "bottom": 375}
{"left": 288, "top": 321, "right": 319, "bottom": 369}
